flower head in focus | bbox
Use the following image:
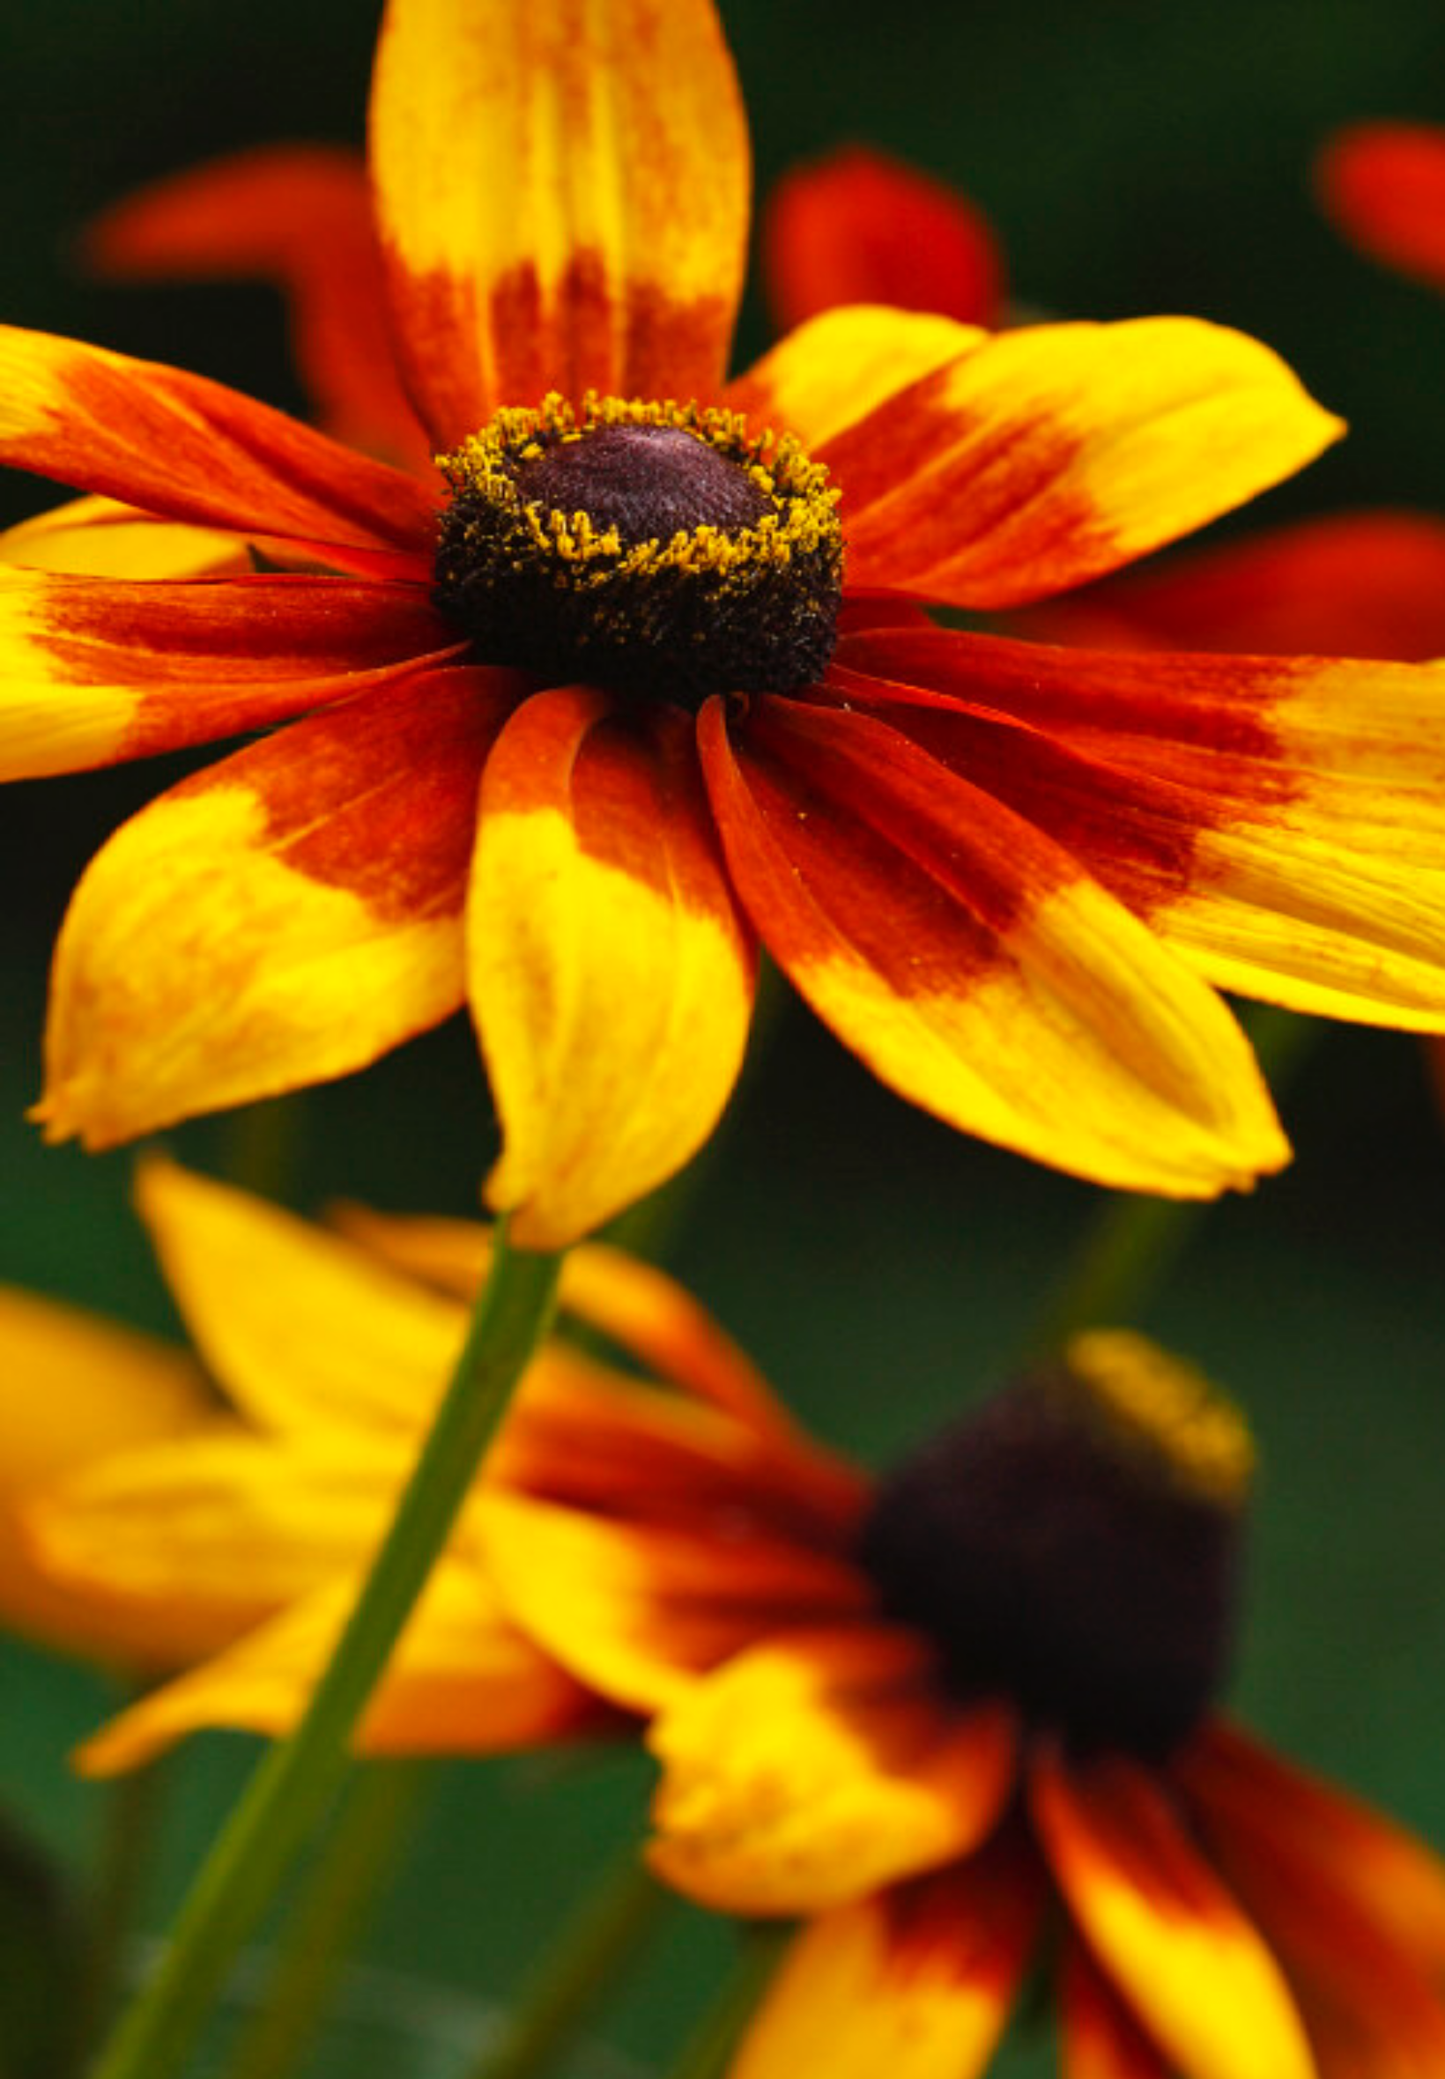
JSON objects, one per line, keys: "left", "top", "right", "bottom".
{"left": 470, "top": 1320, "right": 1445, "bottom": 2079}
{"left": 20, "top": 1157, "right": 823, "bottom": 1772}
{"left": 9, "top": 2, "right": 1445, "bottom": 1243}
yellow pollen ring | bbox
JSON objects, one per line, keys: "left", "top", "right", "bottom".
{"left": 1060, "top": 1329, "right": 1255, "bottom": 1507}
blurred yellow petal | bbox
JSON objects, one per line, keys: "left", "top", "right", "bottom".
{"left": 134, "top": 1157, "right": 469, "bottom": 1436}
{"left": 1031, "top": 1751, "right": 1315, "bottom": 2079}
{"left": 0, "top": 1286, "right": 215, "bottom": 1663}
{"left": 474, "top": 687, "right": 755, "bottom": 1248}
{"left": 731, "top": 1850, "right": 1039, "bottom": 2079}
{"left": 76, "top": 1560, "right": 597, "bottom": 1776}
{"left": 479, "top": 1492, "right": 870, "bottom": 1713}
{"left": 648, "top": 1627, "right": 1016, "bottom": 1914}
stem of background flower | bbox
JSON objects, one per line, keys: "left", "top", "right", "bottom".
{"left": 466, "top": 1850, "right": 668, "bottom": 2079}
{"left": 217, "top": 1760, "right": 430, "bottom": 2079}
{"left": 218, "top": 1091, "right": 308, "bottom": 1203}
{"left": 67, "top": 1736, "right": 165, "bottom": 2074}
{"left": 658, "top": 1928, "right": 789, "bottom": 2079}
{"left": 88, "top": 1224, "right": 565, "bottom": 2079}
{"left": 1035, "top": 1005, "right": 1316, "bottom": 1348}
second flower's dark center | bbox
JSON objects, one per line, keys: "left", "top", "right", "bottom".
{"left": 433, "top": 394, "right": 844, "bottom": 707}
{"left": 858, "top": 1332, "right": 1253, "bottom": 1759}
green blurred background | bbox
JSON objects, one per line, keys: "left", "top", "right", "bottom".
{"left": 1, "top": 0, "right": 1444, "bottom": 2071}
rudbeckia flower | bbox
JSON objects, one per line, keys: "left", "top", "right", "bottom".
{"left": 21, "top": 1156, "right": 823, "bottom": 1771}
{"left": 10, "top": 2, "right": 1445, "bottom": 1246}
{"left": 460, "top": 1314, "right": 1445, "bottom": 2079}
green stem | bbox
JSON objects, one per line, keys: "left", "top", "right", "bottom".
{"left": 89, "top": 1225, "right": 564, "bottom": 2079}
{"left": 467, "top": 1851, "right": 667, "bottom": 2079}
{"left": 218, "top": 1761, "right": 429, "bottom": 2079}
{"left": 658, "top": 1929, "right": 788, "bottom": 2079}
{"left": 68, "top": 1746, "right": 165, "bottom": 2071}
{"left": 1037, "top": 1004, "right": 1317, "bottom": 1348}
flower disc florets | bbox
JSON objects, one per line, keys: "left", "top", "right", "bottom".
{"left": 859, "top": 1332, "right": 1255, "bottom": 1759}
{"left": 434, "top": 392, "right": 844, "bottom": 706}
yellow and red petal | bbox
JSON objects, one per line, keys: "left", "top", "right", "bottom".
{"left": 1063, "top": 1943, "right": 1169, "bottom": 2079}
{"left": 835, "top": 629, "right": 1445, "bottom": 1032}
{"left": 0, "top": 325, "right": 437, "bottom": 566}
{"left": 369, "top": 0, "right": 749, "bottom": 447}
{"left": 729, "top": 1846, "right": 1039, "bottom": 2079}
{"left": 823, "top": 317, "right": 1342, "bottom": 609}
{"left": 1316, "top": 121, "right": 1445, "bottom": 292}
{"left": 36, "top": 667, "right": 517, "bottom": 1148}
{"left": 330, "top": 1204, "right": 829, "bottom": 1451}
{"left": 472, "top": 686, "right": 756, "bottom": 1249}
{"left": 1177, "top": 1719, "right": 1445, "bottom": 1977}
{"left": 763, "top": 146, "right": 1004, "bottom": 334}
{"left": 0, "top": 1286, "right": 216, "bottom": 1665}
{"left": 133, "top": 1158, "right": 475, "bottom": 1439}
{"left": 700, "top": 694, "right": 1287, "bottom": 1197}
{"left": 726, "top": 305, "right": 985, "bottom": 456}
{"left": 647, "top": 1627, "right": 1017, "bottom": 1913}
{"left": 490, "top": 1345, "right": 865, "bottom": 1563}
{"left": 1183, "top": 1743, "right": 1445, "bottom": 2079}
{"left": 1016, "top": 511, "right": 1445, "bottom": 662}
{"left": 86, "top": 145, "right": 431, "bottom": 473}
{"left": 1030, "top": 1750, "right": 1315, "bottom": 2079}
{"left": 0, "top": 494, "right": 249, "bottom": 579}
{"left": 0, "top": 567, "right": 461, "bottom": 779}
{"left": 477, "top": 1491, "right": 872, "bottom": 1714}
{"left": 74, "top": 1561, "right": 598, "bottom": 1777}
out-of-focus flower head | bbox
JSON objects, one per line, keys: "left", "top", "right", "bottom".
{"left": 466, "top": 1322, "right": 1445, "bottom": 2079}
{"left": 7, "top": 2, "right": 1445, "bottom": 1245}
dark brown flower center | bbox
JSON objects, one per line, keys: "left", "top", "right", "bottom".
{"left": 857, "top": 1333, "right": 1252, "bottom": 1758}
{"left": 432, "top": 393, "right": 844, "bottom": 709}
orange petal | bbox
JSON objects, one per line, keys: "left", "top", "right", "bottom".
{"left": 726, "top": 305, "right": 985, "bottom": 455}
{"left": 37, "top": 667, "right": 516, "bottom": 1147}
{"left": 0, "top": 567, "right": 461, "bottom": 778}
{"left": 1316, "top": 121, "right": 1445, "bottom": 291}
{"left": 1030, "top": 1749, "right": 1315, "bottom": 2079}
{"left": 0, "top": 494, "right": 248, "bottom": 578}
{"left": 86, "top": 145, "right": 430, "bottom": 472}
{"left": 648, "top": 1626, "right": 1017, "bottom": 1913}
{"left": 1177, "top": 1720, "right": 1445, "bottom": 1978}
{"left": 472, "top": 687, "right": 756, "bottom": 1248}
{"left": 133, "top": 1158, "right": 472, "bottom": 1439}
{"left": 837, "top": 628, "right": 1445, "bottom": 1032}
{"left": 0, "top": 324, "right": 437, "bottom": 565}
{"left": 75, "top": 1562, "right": 597, "bottom": 1776}
{"left": 0, "top": 1286, "right": 215, "bottom": 1666}
{"left": 730, "top": 1848, "right": 1039, "bottom": 2079}
{"left": 369, "top": 0, "right": 749, "bottom": 446}
{"left": 330, "top": 1205, "right": 823, "bottom": 1448}
{"left": 1016, "top": 511, "right": 1445, "bottom": 662}
{"left": 700, "top": 693, "right": 1287, "bottom": 1197}
{"left": 763, "top": 146, "right": 1003, "bottom": 333}
{"left": 477, "top": 1491, "right": 872, "bottom": 1714}
{"left": 1063, "top": 1942, "right": 1169, "bottom": 2079}
{"left": 824, "top": 318, "right": 1342, "bottom": 608}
